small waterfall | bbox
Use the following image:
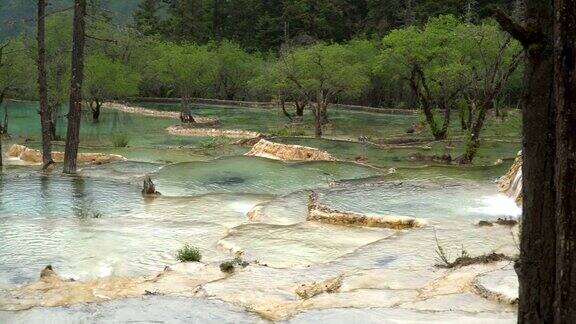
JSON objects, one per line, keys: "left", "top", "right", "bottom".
{"left": 509, "top": 168, "right": 523, "bottom": 202}
{"left": 498, "top": 152, "right": 523, "bottom": 204}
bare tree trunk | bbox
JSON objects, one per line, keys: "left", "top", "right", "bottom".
{"left": 280, "top": 98, "right": 293, "bottom": 121}
{"left": 314, "top": 91, "right": 323, "bottom": 138}
{"left": 495, "top": 2, "right": 556, "bottom": 322}
{"left": 517, "top": 6, "right": 556, "bottom": 321}
{"left": 295, "top": 100, "right": 306, "bottom": 117}
{"left": 409, "top": 65, "right": 446, "bottom": 140}
{"left": 458, "top": 104, "right": 488, "bottom": 164}
{"left": 314, "top": 104, "right": 322, "bottom": 138}
{"left": 0, "top": 90, "right": 5, "bottom": 168}
{"left": 553, "top": 0, "right": 576, "bottom": 320}
{"left": 38, "top": 0, "right": 53, "bottom": 170}
{"left": 90, "top": 99, "right": 101, "bottom": 122}
{"left": 49, "top": 103, "right": 59, "bottom": 140}
{"left": 63, "top": 0, "right": 87, "bottom": 174}
{"left": 1, "top": 96, "right": 8, "bottom": 134}
{"left": 0, "top": 89, "right": 6, "bottom": 134}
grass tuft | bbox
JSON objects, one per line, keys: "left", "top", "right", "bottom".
{"left": 112, "top": 133, "right": 130, "bottom": 148}
{"left": 176, "top": 244, "right": 202, "bottom": 262}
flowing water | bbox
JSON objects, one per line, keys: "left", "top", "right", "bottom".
{"left": 0, "top": 101, "right": 521, "bottom": 322}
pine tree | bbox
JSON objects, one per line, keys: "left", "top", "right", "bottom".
{"left": 464, "top": 0, "right": 478, "bottom": 23}
{"left": 133, "top": 0, "right": 160, "bottom": 36}
{"left": 512, "top": 0, "right": 525, "bottom": 23}
{"left": 404, "top": 0, "right": 415, "bottom": 26}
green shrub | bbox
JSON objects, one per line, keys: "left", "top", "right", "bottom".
{"left": 176, "top": 244, "right": 202, "bottom": 262}
{"left": 112, "top": 133, "right": 129, "bottom": 147}
{"left": 270, "top": 126, "right": 306, "bottom": 137}
{"left": 219, "top": 261, "right": 235, "bottom": 273}
{"left": 219, "top": 256, "right": 249, "bottom": 273}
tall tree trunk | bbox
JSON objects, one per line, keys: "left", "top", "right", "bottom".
{"left": 496, "top": 2, "right": 556, "bottom": 322}
{"left": 553, "top": 0, "right": 576, "bottom": 320}
{"left": 517, "top": 4, "right": 557, "bottom": 320}
{"left": 63, "top": 0, "right": 87, "bottom": 174}
{"left": 38, "top": 0, "right": 53, "bottom": 170}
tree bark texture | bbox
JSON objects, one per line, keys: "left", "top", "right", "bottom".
{"left": 63, "top": 0, "right": 87, "bottom": 174}
{"left": 553, "top": 0, "right": 576, "bottom": 321}
{"left": 496, "top": 0, "right": 576, "bottom": 319}
{"left": 38, "top": 0, "right": 53, "bottom": 169}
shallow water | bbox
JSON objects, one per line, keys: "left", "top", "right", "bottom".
{"left": 0, "top": 101, "right": 520, "bottom": 322}
{"left": 0, "top": 296, "right": 265, "bottom": 324}
{"left": 136, "top": 101, "right": 420, "bottom": 139}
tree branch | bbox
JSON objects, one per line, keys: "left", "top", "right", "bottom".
{"left": 492, "top": 8, "right": 541, "bottom": 47}
{"left": 85, "top": 34, "right": 118, "bottom": 44}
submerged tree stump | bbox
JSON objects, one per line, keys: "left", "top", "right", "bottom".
{"left": 142, "top": 175, "right": 161, "bottom": 196}
{"left": 180, "top": 108, "right": 195, "bottom": 124}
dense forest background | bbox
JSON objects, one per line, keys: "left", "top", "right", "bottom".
{"left": 2, "top": 0, "right": 515, "bottom": 50}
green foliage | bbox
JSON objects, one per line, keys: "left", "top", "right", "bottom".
{"left": 272, "top": 42, "right": 371, "bottom": 107}
{"left": 111, "top": 133, "right": 130, "bottom": 148}
{"left": 84, "top": 54, "right": 141, "bottom": 104}
{"left": 211, "top": 40, "right": 264, "bottom": 100}
{"left": 151, "top": 42, "right": 217, "bottom": 99}
{"left": 0, "top": 39, "right": 36, "bottom": 99}
{"left": 133, "top": 0, "right": 161, "bottom": 36}
{"left": 176, "top": 244, "right": 202, "bottom": 262}
{"left": 45, "top": 13, "right": 72, "bottom": 106}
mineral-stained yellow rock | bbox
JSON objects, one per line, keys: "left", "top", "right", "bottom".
{"left": 6, "top": 144, "right": 126, "bottom": 164}
{"left": 307, "top": 192, "right": 426, "bottom": 230}
{"left": 295, "top": 275, "right": 343, "bottom": 299}
{"left": 245, "top": 139, "right": 336, "bottom": 161}
{"left": 103, "top": 102, "right": 217, "bottom": 124}
{"left": 167, "top": 125, "right": 262, "bottom": 139}
{"left": 0, "top": 263, "right": 225, "bottom": 311}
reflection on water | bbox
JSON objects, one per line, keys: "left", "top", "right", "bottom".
{"left": 0, "top": 160, "right": 520, "bottom": 285}
{"left": 0, "top": 101, "right": 521, "bottom": 321}
{"left": 153, "top": 156, "right": 380, "bottom": 196}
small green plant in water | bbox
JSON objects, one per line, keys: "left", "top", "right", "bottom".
{"left": 112, "top": 133, "right": 129, "bottom": 148}
{"left": 198, "top": 136, "right": 231, "bottom": 150}
{"left": 219, "top": 256, "right": 249, "bottom": 273}
{"left": 77, "top": 209, "right": 103, "bottom": 219}
{"left": 176, "top": 244, "right": 202, "bottom": 262}
{"left": 270, "top": 126, "right": 306, "bottom": 137}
